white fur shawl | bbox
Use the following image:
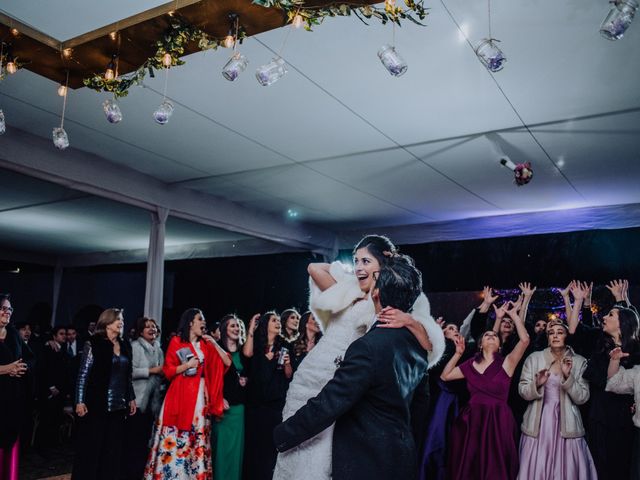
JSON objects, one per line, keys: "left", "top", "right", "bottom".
{"left": 308, "top": 261, "right": 445, "bottom": 369}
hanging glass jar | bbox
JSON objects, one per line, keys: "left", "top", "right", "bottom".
{"left": 377, "top": 45, "right": 408, "bottom": 77}
{"left": 222, "top": 53, "right": 248, "bottom": 82}
{"left": 52, "top": 127, "right": 69, "bottom": 150}
{"left": 600, "top": 0, "right": 638, "bottom": 40}
{"left": 255, "top": 58, "right": 287, "bottom": 86}
{"left": 103, "top": 99, "right": 123, "bottom": 124}
{"left": 153, "top": 100, "right": 174, "bottom": 125}
{"left": 474, "top": 38, "right": 506, "bottom": 72}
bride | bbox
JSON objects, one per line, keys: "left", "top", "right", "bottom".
{"left": 272, "top": 235, "right": 445, "bottom": 480}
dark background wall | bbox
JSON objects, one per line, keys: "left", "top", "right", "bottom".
{"left": 2, "top": 227, "right": 639, "bottom": 335}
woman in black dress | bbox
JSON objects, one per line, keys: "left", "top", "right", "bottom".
{"left": 0, "top": 294, "right": 31, "bottom": 480}
{"left": 72, "top": 308, "right": 136, "bottom": 480}
{"left": 242, "top": 311, "right": 293, "bottom": 480}
{"left": 568, "top": 281, "right": 640, "bottom": 479}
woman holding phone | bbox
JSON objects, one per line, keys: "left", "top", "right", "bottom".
{"left": 144, "top": 308, "right": 230, "bottom": 479}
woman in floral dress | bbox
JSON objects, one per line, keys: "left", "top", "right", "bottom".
{"left": 144, "top": 308, "right": 230, "bottom": 479}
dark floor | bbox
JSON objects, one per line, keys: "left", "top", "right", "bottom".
{"left": 19, "top": 444, "right": 73, "bottom": 480}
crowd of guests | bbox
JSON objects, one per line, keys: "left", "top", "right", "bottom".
{"left": 0, "top": 274, "right": 639, "bottom": 480}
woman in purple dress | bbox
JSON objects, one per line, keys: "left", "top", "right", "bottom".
{"left": 517, "top": 319, "right": 596, "bottom": 479}
{"left": 440, "top": 302, "right": 530, "bottom": 480}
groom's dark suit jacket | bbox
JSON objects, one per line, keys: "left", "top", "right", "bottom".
{"left": 273, "top": 322, "right": 429, "bottom": 480}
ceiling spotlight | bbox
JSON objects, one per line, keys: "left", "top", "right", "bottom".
{"left": 600, "top": 0, "right": 638, "bottom": 40}
{"left": 57, "top": 84, "right": 67, "bottom": 97}
{"left": 474, "top": 38, "right": 506, "bottom": 72}
{"left": 378, "top": 45, "right": 408, "bottom": 76}
{"left": 256, "top": 57, "right": 287, "bottom": 86}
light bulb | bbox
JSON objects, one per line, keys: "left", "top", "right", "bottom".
{"left": 223, "top": 35, "right": 235, "bottom": 48}
{"left": 6, "top": 61, "right": 17, "bottom": 75}
{"left": 109, "top": 31, "right": 117, "bottom": 41}
{"left": 104, "top": 68, "right": 114, "bottom": 80}
{"left": 292, "top": 14, "right": 304, "bottom": 28}
{"left": 62, "top": 48, "right": 72, "bottom": 58}
{"left": 162, "top": 53, "right": 172, "bottom": 67}
{"left": 10, "top": 28, "right": 19, "bottom": 36}
{"left": 57, "top": 85, "right": 67, "bottom": 97}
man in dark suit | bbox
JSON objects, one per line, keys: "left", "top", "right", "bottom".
{"left": 36, "top": 325, "right": 70, "bottom": 452}
{"left": 274, "top": 255, "right": 430, "bottom": 480}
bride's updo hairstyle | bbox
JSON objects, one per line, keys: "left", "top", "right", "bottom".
{"left": 352, "top": 235, "right": 398, "bottom": 266}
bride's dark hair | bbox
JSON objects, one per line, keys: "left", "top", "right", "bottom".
{"left": 352, "top": 235, "right": 397, "bottom": 266}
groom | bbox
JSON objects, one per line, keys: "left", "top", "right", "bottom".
{"left": 273, "top": 255, "right": 430, "bottom": 480}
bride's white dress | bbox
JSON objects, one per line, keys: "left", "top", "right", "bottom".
{"left": 272, "top": 262, "right": 445, "bottom": 480}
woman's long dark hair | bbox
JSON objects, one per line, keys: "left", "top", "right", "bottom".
{"left": 293, "top": 311, "right": 323, "bottom": 357}
{"left": 219, "top": 314, "right": 245, "bottom": 352}
{"left": 177, "top": 308, "right": 203, "bottom": 343}
{"left": 254, "top": 311, "right": 284, "bottom": 353}
{"left": 352, "top": 235, "right": 397, "bottom": 266}
{"left": 598, "top": 306, "right": 640, "bottom": 366}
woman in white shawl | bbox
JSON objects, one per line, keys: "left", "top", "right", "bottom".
{"left": 273, "top": 235, "right": 445, "bottom": 480}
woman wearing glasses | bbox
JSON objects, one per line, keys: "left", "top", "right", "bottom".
{"left": 0, "top": 294, "right": 31, "bottom": 480}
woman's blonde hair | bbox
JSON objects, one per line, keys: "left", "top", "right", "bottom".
{"left": 95, "top": 308, "right": 124, "bottom": 337}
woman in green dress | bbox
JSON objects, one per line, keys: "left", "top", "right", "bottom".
{"left": 214, "top": 314, "right": 251, "bottom": 480}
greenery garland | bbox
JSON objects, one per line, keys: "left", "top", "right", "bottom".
{"left": 255, "top": 0, "right": 428, "bottom": 30}
{"left": 83, "top": 0, "right": 426, "bottom": 98}
{"left": 84, "top": 18, "right": 238, "bottom": 98}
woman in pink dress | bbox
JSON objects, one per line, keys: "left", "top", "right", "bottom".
{"left": 440, "top": 302, "right": 530, "bottom": 480}
{"left": 517, "top": 319, "right": 596, "bottom": 479}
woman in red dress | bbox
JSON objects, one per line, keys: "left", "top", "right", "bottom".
{"left": 144, "top": 308, "right": 231, "bottom": 479}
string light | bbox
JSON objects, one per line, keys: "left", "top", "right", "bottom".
{"left": 57, "top": 84, "right": 67, "bottom": 97}
{"left": 6, "top": 56, "right": 17, "bottom": 75}
{"left": 10, "top": 28, "right": 19, "bottom": 36}
{"left": 109, "top": 31, "right": 118, "bottom": 41}
{"left": 104, "top": 55, "right": 117, "bottom": 80}
{"left": 162, "top": 53, "right": 172, "bottom": 67}
{"left": 62, "top": 48, "right": 72, "bottom": 58}
{"left": 292, "top": 14, "right": 304, "bottom": 29}
{"left": 223, "top": 13, "right": 239, "bottom": 48}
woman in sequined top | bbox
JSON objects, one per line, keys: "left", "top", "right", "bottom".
{"left": 71, "top": 308, "right": 136, "bottom": 480}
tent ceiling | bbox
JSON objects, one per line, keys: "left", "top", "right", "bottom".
{"left": 1, "top": 0, "right": 639, "bottom": 263}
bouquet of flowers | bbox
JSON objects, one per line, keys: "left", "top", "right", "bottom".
{"left": 500, "top": 157, "right": 533, "bottom": 186}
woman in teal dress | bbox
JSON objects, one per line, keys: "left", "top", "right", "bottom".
{"left": 214, "top": 314, "right": 250, "bottom": 480}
